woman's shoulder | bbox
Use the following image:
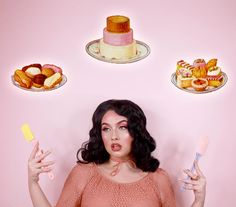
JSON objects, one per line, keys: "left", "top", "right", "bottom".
{"left": 67, "top": 162, "right": 96, "bottom": 181}
{"left": 153, "top": 167, "right": 170, "bottom": 176}
{"left": 57, "top": 163, "right": 96, "bottom": 200}
{"left": 150, "top": 168, "right": 176, "bottom": 205}
{"left": 71, "top": 162, "right": 95, "bottom": 174}
{"left": 151, "top": 167, "right": 172, "bottom": 185}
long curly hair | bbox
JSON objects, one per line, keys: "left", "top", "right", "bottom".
{"left": 77, "top": 99, "right": 160, "bottom": 172}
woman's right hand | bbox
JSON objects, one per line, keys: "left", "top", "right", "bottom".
{"left": 28, "top": 141, "right": 55, "bottom": 183}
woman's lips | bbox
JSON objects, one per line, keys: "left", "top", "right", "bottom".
{"left": 111, "top": 143, "right": 122, "bottom": 151}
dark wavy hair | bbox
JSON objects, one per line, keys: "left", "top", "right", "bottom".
{"left": 77, "top": 99, "right": 160, "bottom": 172}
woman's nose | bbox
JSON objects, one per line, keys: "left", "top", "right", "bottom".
{"left": 111, "top": 130, "right": 119, "bottom": 141}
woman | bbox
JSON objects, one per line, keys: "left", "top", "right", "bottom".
{"left": 28, "top": 99, "right": 206, "bottom": 207}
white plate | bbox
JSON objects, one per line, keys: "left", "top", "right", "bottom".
{"left": 11, "top": 74, "right": 67, "bottom": 92}
{"left": 171, "top": 72, "right": 228, "bottom": 94}
{"left": 85, "top": 39, "right": 150, "bottom": 64}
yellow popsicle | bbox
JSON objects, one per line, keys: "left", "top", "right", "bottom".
{"left": 21, "top": 123, "right": 54, "bottom": 180}
{"left": 21, "top": 123, "right": 34, "bottom": 142}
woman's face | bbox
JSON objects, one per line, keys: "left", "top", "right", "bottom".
{"left": 101, "top": 110, "right": 133, "bottom": 160}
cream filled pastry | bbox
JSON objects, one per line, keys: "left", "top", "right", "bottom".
{"left": 207, "top": 66, "right": 221, "bottom": 76}
{"left": 25, "top": 67, "right": 41, "bottom": 78}
{"left": 44, "top": 72, "right": 62, "bottom": 89}
{"left": 206, "top": 66, "right": 223, "bottom": 87}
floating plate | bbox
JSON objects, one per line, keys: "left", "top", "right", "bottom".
{"left": 171, "top": 72, "right": 228, "bottom": 94}
{"left": 85, "top": 39, "right": 150, "bottom": 64}
{"left": 11, "top": 74, "right": 67, "bottom": 92}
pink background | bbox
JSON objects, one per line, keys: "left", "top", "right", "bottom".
{"left": 1, "top": 0, "right": 235, "bottom": 206}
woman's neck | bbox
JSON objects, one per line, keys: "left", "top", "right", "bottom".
{"left": 109, "top": 156, "right": 131, "bottom": 163}
{"left": 107, "top": 156, "right": 137, "bottom": 176}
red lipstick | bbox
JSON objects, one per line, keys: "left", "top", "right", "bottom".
{"left": 111, "top": 143, "right": 122, "bottom": 151}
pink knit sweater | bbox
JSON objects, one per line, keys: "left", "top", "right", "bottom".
{"left": 55, "top": 163, "right": 176, "bottom": 207}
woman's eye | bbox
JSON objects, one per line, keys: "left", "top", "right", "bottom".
{"left": 102, "top": 127, "right": 110, "bottom": 132}
{"left": 120, "top": 126, "right": 127, "bottom": 130}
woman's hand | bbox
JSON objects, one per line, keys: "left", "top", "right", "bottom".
{"left": 181, "top": 160, "right": 206, "bottom": 206}
{"left": 28, "top": 141, "right": 55, "bottom": 183}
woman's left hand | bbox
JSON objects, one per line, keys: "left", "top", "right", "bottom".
{"left": 181, "top": 160, "right": 206, "bottom": 205}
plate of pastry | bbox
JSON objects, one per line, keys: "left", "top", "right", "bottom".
{"left": 171, "top": 59, "right": 228, "bottom": 94}
{"left": 12, "top": 63, "right": 67, "bottom": 92}
{"left": 86, "top": 15, "right": 150, "bottom": 64}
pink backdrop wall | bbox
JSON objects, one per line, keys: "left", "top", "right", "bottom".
{"left": 1, "top": 0, "right": 235, "bottom": 206}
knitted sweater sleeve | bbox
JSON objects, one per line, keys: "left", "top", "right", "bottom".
{"left": 55, "top": 163, "right": 92, "bottom": 207}
{"left": 152, "top": 168, "right": 176, "bottom": 207}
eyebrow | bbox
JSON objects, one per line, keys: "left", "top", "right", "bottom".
{"left": 101, "top": 120, "right": 128, "bottom": 126}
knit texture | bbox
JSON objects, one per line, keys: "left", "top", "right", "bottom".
{"left": 55, "top": 163, "right": 176, "bottom": 207}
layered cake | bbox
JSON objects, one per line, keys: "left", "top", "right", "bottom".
{"left": 99, "top": 15, "right": 137, "bottom": 59}
{"left": 177, "top": 68, "right": 193, "bottom": 88}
